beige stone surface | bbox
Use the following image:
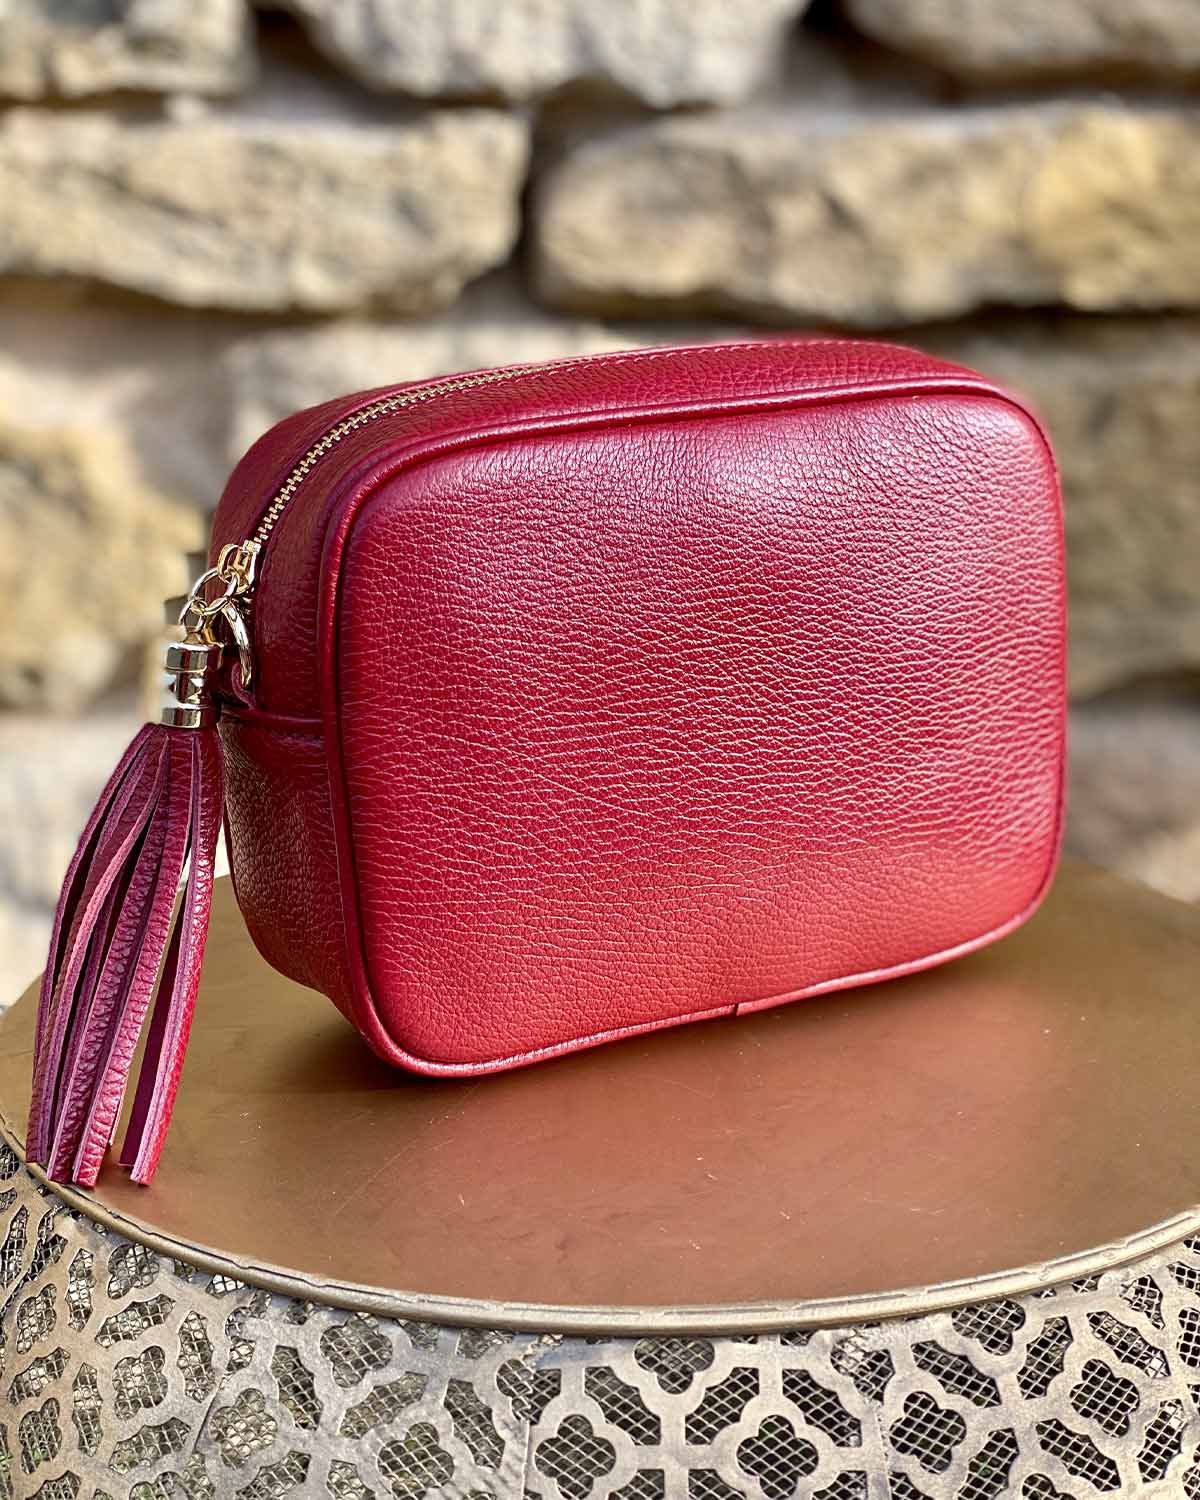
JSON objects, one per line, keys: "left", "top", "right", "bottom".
{"left": 0, "top": 705, "right": 142, "bottom": 999}
{"left": 268, "top": 0, "right": 809, "bottom": 106}
{"left": 0, "top": 417, "right": 201, "bottom": 712}
{"left": 1124, "top": 822, "right": 1200, "bottom": 905}
{"left": 846, "top": 0, "right": 1200, "bottom": 82}
{"left": 0, "top": 703, "right": 242, "bottom": 1006}
{"left": 0, "top": 107, "right": 529, "bottom": 313}
{"left": 1066, "top": 691, "right": 1200, "bottom": 904}
{"left": 0, "top": 0, "right": 253, "bottom": 100}
{"left": 922, "top": 316, "right": 1200, "bottom": 697}
{"left": 533, "top": 104, "right": 1200, "bottom": 325}
{"left": 0, "top": 901, "right": 49, "bottom": 1008}
{"left": 0, "top": 292, "right": 243, "bottom": 512}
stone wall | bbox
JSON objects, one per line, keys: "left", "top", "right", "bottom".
{"left": 1, "top": 0, "right": 1198, "bottom": 993}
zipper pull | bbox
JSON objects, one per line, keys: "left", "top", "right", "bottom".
{"left": 27, "top": 579, "right": 234, "bottom": 1184}
{"left": 215, "top": 539, "right": 261, "bottom": 595}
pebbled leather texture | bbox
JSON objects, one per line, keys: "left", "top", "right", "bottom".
{"left": 219, "top": 710, "right": 352, "bottom": 1020}
{"left": 213, "top": 339, "right": 1067, "bottom": 1075}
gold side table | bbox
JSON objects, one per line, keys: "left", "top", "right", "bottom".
{"left": 0, "top": 863, "right": 1198, "bottom": 1498}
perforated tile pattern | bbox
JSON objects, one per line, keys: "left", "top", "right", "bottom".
{"left": 0, "top": 1147, "right": 1199, "bottom": 1497}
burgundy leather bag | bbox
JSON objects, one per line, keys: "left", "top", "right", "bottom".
{"left": 28, "top": 338, "right": 1066, "bottom": 1186}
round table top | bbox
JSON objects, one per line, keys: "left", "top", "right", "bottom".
{"left": 1, "top": 861, "right": 1198, "bottom": 1333}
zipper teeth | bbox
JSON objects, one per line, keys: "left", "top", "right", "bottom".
{"left": 245, "top": 336, "right": 819, "bottom": 560}
{"left": 249, "top": 363, "right": 540, "bottom": 552}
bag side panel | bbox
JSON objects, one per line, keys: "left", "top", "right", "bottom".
{"left": 219, "top": 715, "right": 354, "bottom": 1020}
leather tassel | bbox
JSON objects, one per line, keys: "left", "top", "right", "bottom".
{"left": 120, "top": 730, "right": 223, "bottom": 1183}
{"left": 27, "top": 626, "right": 228, "bottom": 1188}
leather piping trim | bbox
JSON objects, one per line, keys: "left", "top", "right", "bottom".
{"left": 313, "top": 379, "right": 1066, "bottom": 1075}
{"left": 211, "top": 335, "right": 994, "bottom": 568}
{"left": 2, "top": 1109, "right": 1189, "bottom": 1337}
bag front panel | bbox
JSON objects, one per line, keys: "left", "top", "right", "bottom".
{"left": 325, "top": 392, "right": 1064, "bottom": 1071}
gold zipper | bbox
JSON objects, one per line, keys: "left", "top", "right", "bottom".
{"left": 175, "top": 360, "right": 545, "bottom": 701}
{"left": 247, "top": 362, "right": 545, "bottom": 559}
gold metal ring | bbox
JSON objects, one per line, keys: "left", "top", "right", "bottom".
{"left": 179, "top": 566, "right": 239, "bottom": 623}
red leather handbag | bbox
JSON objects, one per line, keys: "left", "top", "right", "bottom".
{"left": 28, "top": 338, "right": 1066, "bottom": 1186}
